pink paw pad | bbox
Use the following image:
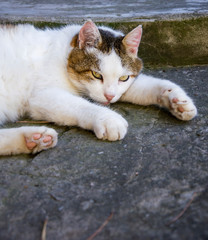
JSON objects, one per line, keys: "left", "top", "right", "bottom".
{"left": 43, "top": 135, "right": 53, "bottom": 146}
{"left": 25, "top": 133, "right": 53, "bottom": 150}
{"left": 33, "top": 133, "right": 42, "bottom": 140}
{"left": 177, "top": 106, "right": 185, "bottom": 113}
{"left": 26, "top": 141, "right": 37, "bottom": 150}
{"left": 172, "top": 98, "right": 179, "bottom": 103}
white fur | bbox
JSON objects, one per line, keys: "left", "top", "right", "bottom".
{"left": 0, "top": 24, "right": 197, "bottom": 155}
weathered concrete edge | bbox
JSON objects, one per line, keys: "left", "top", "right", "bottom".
{"left": 0, "top": 15, "right": 208, "bottom": 68}
{"left": 0, "top": 12, "right": 208, "bottom": 23}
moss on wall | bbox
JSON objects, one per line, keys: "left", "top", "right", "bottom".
{"left": 102, "top": 17, "right": 208, "bottom": 68}
{"left": 1, "top": 17, "right": 208, "bottom": 68}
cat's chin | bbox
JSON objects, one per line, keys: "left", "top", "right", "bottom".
{"left": 100, "top": 99, "right": 118, "bottom": 106}
{"left": 101, "top": 102, "right": 110, "bottom": 106}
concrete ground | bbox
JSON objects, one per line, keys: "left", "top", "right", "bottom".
{"left": 0, "top": 1, "right": 208, "bottom": 240}
{"left": 0, "top": 66, "right": 207, "bottom": 240}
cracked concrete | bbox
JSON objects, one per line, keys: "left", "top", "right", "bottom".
{"left": 0, "top": 66, "right": 207, "bottom": 240}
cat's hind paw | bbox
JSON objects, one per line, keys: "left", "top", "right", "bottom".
{"left": 23, "top": 127, "right": 58, "bottom": 153}
{"left": 161, "top": 88, "right": 197, "bottom": 121}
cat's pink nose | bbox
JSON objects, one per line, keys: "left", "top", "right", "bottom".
{"left": 104, "top": 94, "right": 115, "bottom": 102}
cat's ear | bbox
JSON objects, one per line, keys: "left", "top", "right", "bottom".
{"left": 78, "top": 20, "right": 102, "bottom": 49}
{"left": 122, "top": 25, "right": 142, "bottom": 57}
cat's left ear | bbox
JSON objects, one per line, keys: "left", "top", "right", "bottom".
{"left": 122, "top": 25, "right": 142, "bottom": 57}
{"left": 78, "top": 20, "right": 102, "bottom": 49}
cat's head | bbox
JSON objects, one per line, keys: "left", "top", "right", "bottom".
{"left": 68, "top": 20, "right": 143, "bottom": 104}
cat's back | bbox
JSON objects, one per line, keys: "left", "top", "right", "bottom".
{"left": 0, "top": 24, "right": 46, "bottom": 75}
{"left": 0, "top": 24, "right": 52, "bottom": 63}
{"left": 0, "top": 24, "right": 80, "bottom": 69}
{"left": 0, "top": 23, "right": 81, "bottom": 95}
{"left": 0, "top": 24, "right": 41, "bottom": 51}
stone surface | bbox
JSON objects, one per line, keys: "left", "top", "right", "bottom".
{"left": 0, "top": 66, "right": 207, "bottom": 240}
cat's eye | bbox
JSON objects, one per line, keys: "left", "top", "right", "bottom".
{"left": 91, "top": 71, "right": 103, "bottom": 80}
{"left": 119, "top": 75, "right": 129, "bottom": 82}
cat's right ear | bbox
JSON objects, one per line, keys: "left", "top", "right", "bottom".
{"left": 78, "top": 20, "right": 102, "bottom": 49}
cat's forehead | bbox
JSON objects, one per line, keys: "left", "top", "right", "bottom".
{"left": 97, "top": 28, "right": 143, "bottom": 75}
{"left": 97, "top": 50, "right": 124, "bottom": 76}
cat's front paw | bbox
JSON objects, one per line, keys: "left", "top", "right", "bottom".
{"left": 93, "top": 111, "right": 128, "bottom": 141}
{"left": 23, "top": 126, "right": 58, "bottom": 153}
{"left": 160, "top": 87, "right": 197, "bottom": 121}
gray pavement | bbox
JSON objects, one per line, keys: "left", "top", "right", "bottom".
{"left": 0, "top": 66, "right": 208, "bottom": 240}
{"left": 0, "top": 1, "right": 208, "bottom": 240}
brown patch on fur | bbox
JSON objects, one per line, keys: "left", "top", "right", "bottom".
{"left": 70, "top": 34, "right": 78, "bottom": 48}
{"left": 67, "top": 47, "right": 100, "bottom": 83}
{"left": 118, "top": 50, "right": 143, "bottom": 76}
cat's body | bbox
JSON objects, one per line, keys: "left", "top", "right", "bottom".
{"left": 0, "top": 21, "right": 197, "bottom": 155}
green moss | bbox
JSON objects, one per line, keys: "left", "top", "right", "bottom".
{"left": 32, "top": 21, "right": 66, "bottom": 29}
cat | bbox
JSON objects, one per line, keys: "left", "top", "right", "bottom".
{"left": 0, "top": 20, "right": 197, "bottom": 155}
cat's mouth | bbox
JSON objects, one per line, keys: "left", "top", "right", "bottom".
{"left": 100, "top": 98, "right": 118, "bottom": 105}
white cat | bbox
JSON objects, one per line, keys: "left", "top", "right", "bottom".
{"left": 0, "top": 20, "right": 197, "bottom": 155}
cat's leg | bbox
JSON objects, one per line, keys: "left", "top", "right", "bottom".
{"left": 0, "top": 126, "right": 58, "bottom": 155}
{"left": 29, "top": 88, "right": 128, "bottom": 141}
{"left": 120, "top": 74, "right": 197, "bottom": 120}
